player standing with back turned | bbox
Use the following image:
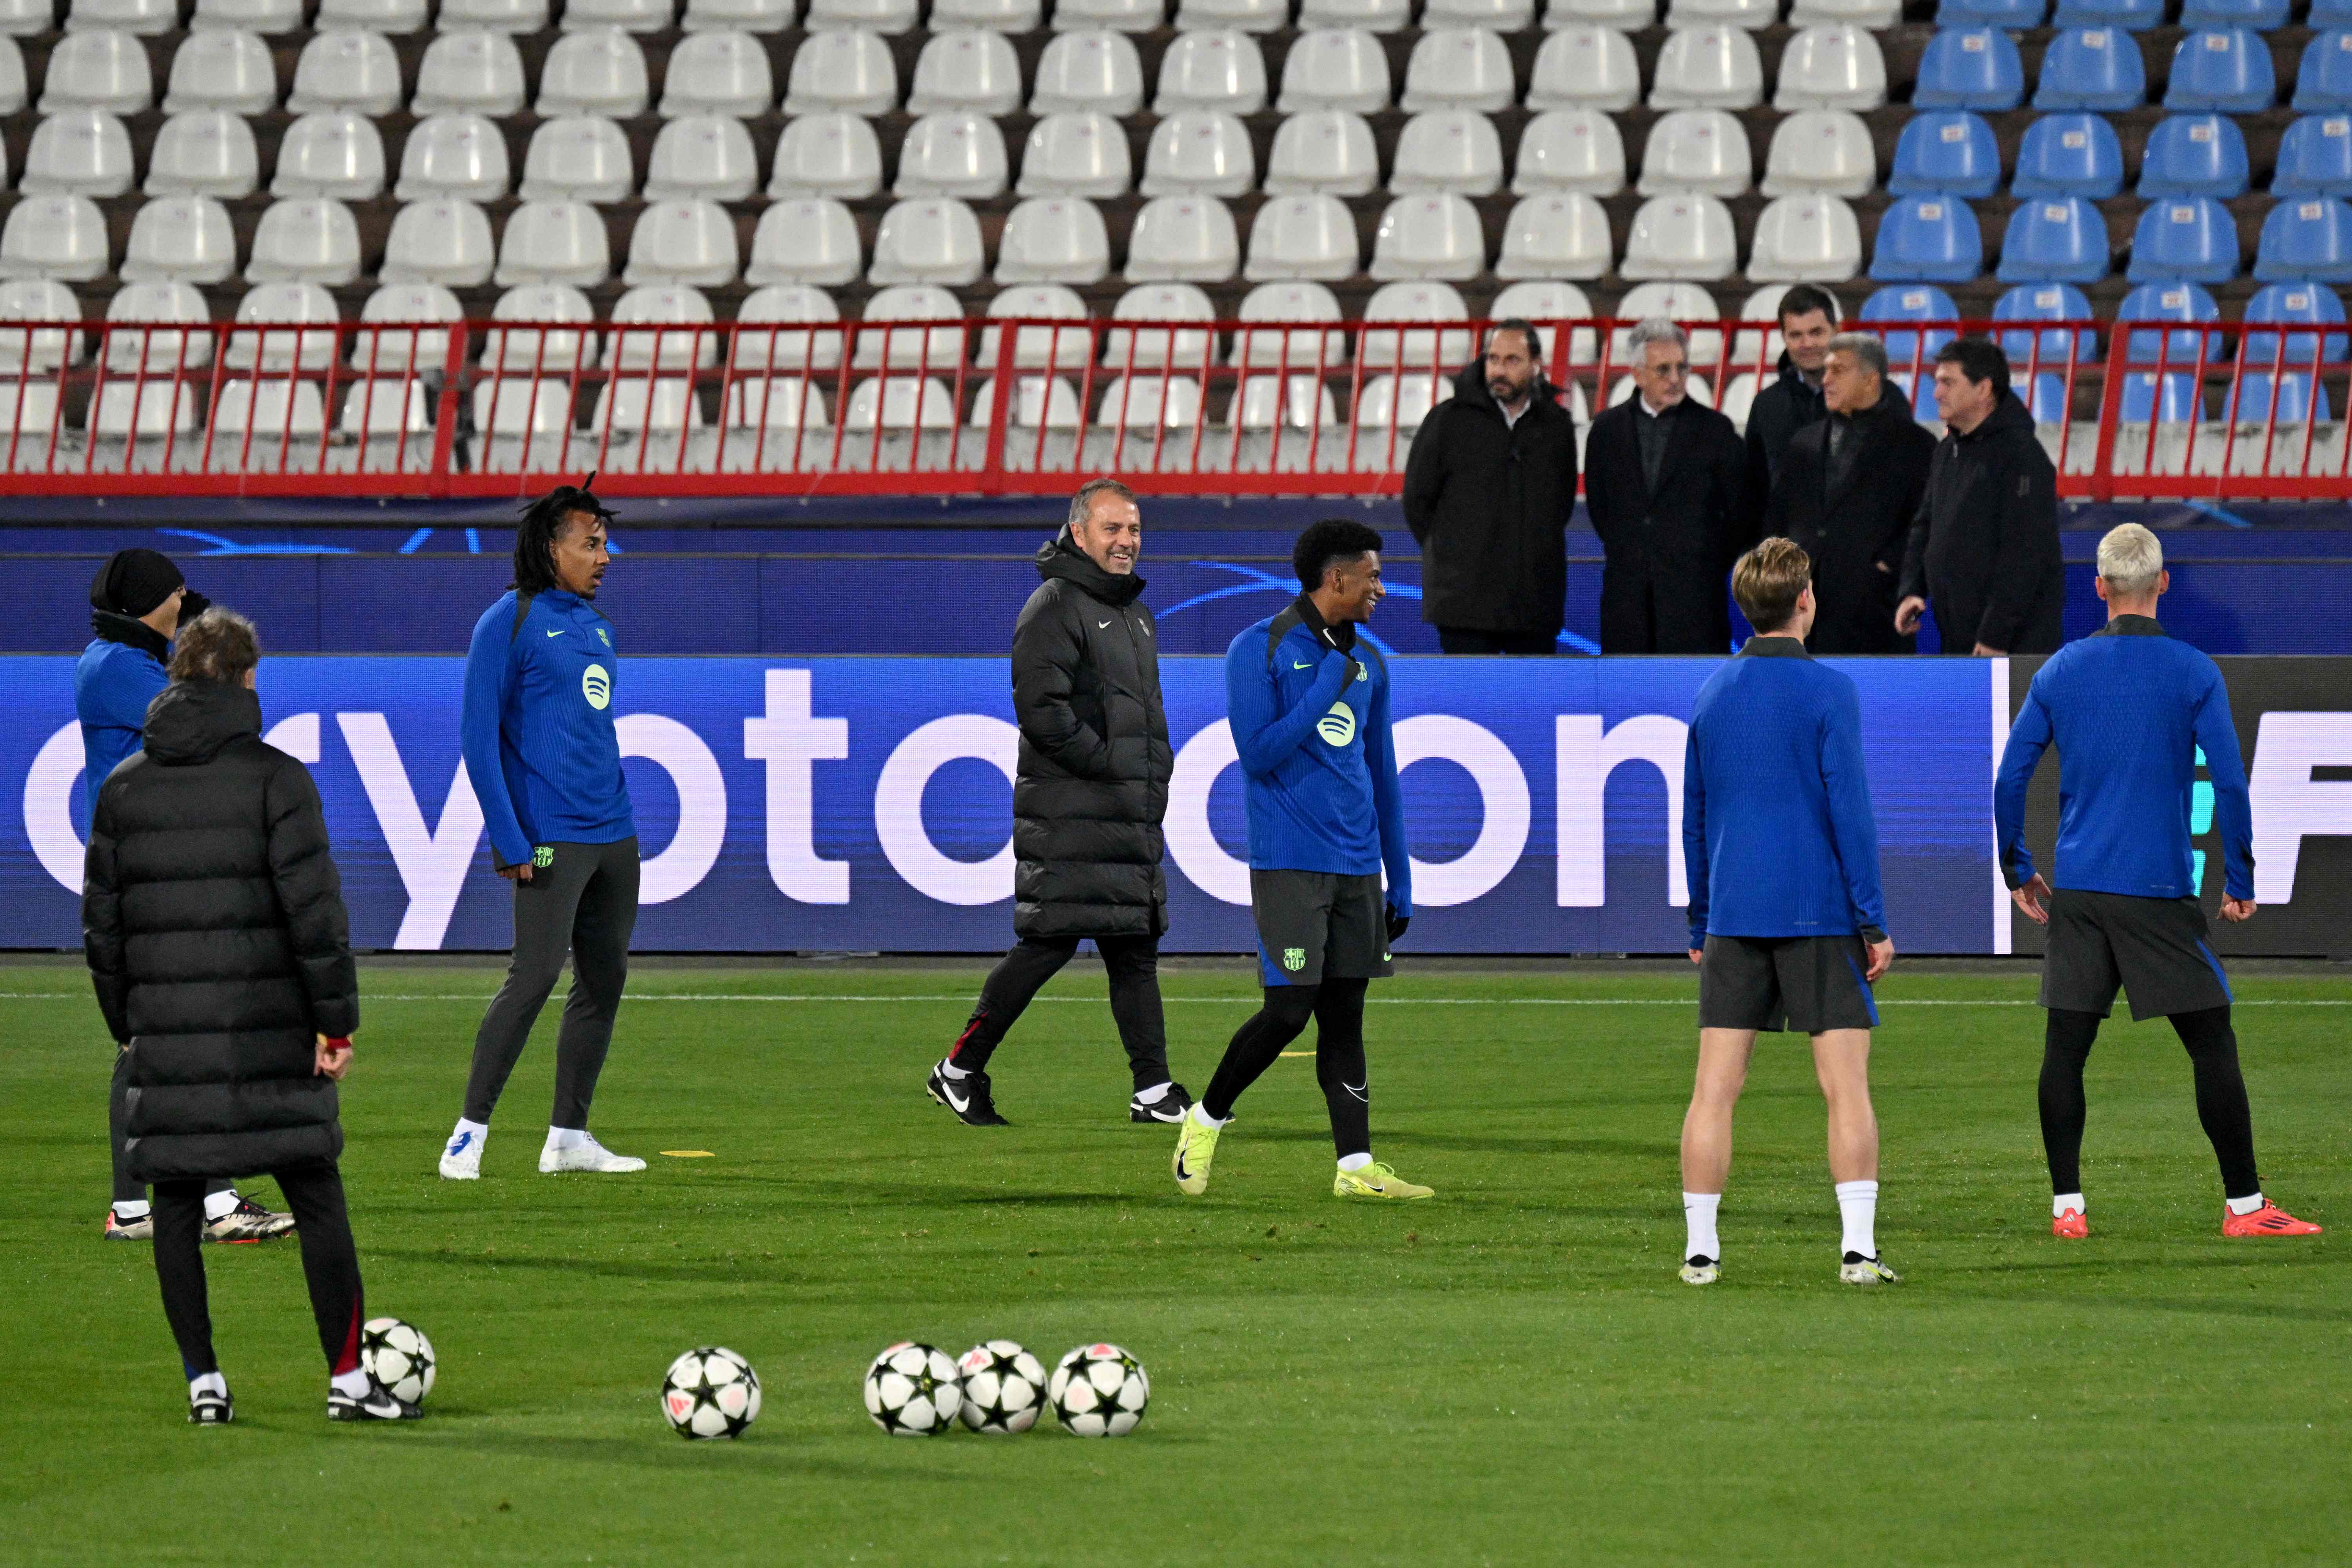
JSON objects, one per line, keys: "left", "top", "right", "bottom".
{"left": 1171, "top": 519, "right": 1428, "bottom": 1203}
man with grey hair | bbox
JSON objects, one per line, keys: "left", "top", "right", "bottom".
{"left": 1761, "top": 331, "right": 1937, "bottom": 653}
{"left": 926, "top": 477, "right": 1192, "bottom": 1128}
{"left": 1995, "top": 523, "right": 2320, "bottom": 1241}
{"left": 1584, "top": 316, "right": 1751, "bottom": 652}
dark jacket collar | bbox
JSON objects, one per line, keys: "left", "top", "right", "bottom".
{"left": 1773, "top": 350, "right": 1823, "bottom": 401}
{"left": 1036, "top": 527, "right": 1145, "bottom": 607}
{"left": 1451, "top": 358, "right": 1557, "bottom": 423}
{"left": 91, "top": 609, "right": 169, "bottom": 662}
{"left": 1737, "top": 634, "right": 1811, "bottom": 658}
{"left": 2095, "top": 614, "right": 2167, "bottom": 637}
{"left": 1290, "top": 593, "right": 1357, "bottom": 653}
{"left": 142, "top": 679, "right": 262, "bottom": 765}
{"left": 1952, "top": 389, "right": 2035, "bottom": 445}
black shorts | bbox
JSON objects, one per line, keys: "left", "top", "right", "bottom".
{"left": 2041, "top": 888, "right": 2233, "bottom": 1022}
{"left": 1252, "top": 869, "right": 1392, "bottom": 988}
{"left": 1698, "top": 934, "right": 1880, "bottom": 1034}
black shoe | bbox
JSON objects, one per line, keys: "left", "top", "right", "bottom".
{"left": 926, "top": 1059, "right": 1010, "bottom": 1127}
{"left": 189, "top": 1389, "right": 234, "bottom": 1425}
{"left": 1130, "top": 1081, "right": 1194, "bottom": 1124}
{"left": 328, "top": 1384, "right": 423, "bottom": 1421}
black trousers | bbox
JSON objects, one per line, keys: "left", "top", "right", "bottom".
{"left": 1201, "top": 980, "right": 1373, "bottom": 1160}
{"left": 465, "top": 837, "right": 640, "bottom": 1127}
{"left": 111, "top": 1047, "right": 229, "bottom": 1207}
{"left": 1598, "top": 564, "right": 1732, "bottom": 655}
{"left": 154, "top": 1159, "right": 363, "bottom": 1380}
{"left": 1436, "top": 627, "right": 1557, "bottom": 655}
{"left": 950, "top": 934, "right": 1170, "bottom": 1090}
{"left": 2038, "top": 1006, "right": 2261, "bottom": 1201}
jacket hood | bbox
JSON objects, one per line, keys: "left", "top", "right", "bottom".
{"left": 90, "top": 608, "right": 169, "bottom": 662}
{"left": 1958, "top": 389, "right": 2036, "bottom": 443}
{"left": 1451, "top": 357, "right": 1553, "bottom": 414}
{"left": 142, "top": 679, "right": 263, "bottom": 766}
{"left": 1036, "top": 526, "right": 1146, "bottom": 606}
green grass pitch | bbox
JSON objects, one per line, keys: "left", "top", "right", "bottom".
{"left": 2, "top": 958, "right": 2347, "bottom": 1566}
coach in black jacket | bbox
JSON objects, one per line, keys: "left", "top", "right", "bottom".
{"left": 1897, "top": 337, "right": 2065, "bottom": 655}
{"left": 925, "top": 478, "right": 1189, "bottom": 1129}
{"left": 1740, "top": 284, "right": 1840, "bottom": 506}
{"left": 1400, "top": 320, "right": 1580, "bottom": 653}
{"left": 1584, "top": 318, "right": 1752, "bottom": 654}
{"left": 1763, "top": 333, "right": 1938, "bottom": 654}
{"left": 84, "top": 610, "right": 410, "bottom": 1423}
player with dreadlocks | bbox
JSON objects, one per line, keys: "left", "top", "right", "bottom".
{"left": 439, "top": 478, "right": 648, "bottom": 1180}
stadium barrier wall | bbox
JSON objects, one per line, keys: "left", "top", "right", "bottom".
{"left": 0, "top": 315, "right": 2345, "bottom": 500}
{"left": 8, "top": 655, "right": 2347, "bottom": 957}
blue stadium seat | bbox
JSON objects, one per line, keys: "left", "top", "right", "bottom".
{"left": 2228, "top": 373, "right": 2332, "bottom": 423}
{"left": 1869, "top": 194, "right": 1986, "bottom": 281}
{"left": 1913, "top": 27, "right": 2027, "bottom": 111}
{"left": 2165, "top": 29, "right": 2276, "bottom": 113}
{"left": 2127, "top": 195, "right": 2241, "bottom": 283}
{"left": 1939, "top": 0, "right": 2047, "bottom": 23}
{"left": 2238, "top": 281, "right": 2351, "bottom": 366}
{"left": 2117, "top": 279, "right": 2224, "bottom": 363}
{"left": 2035, "top": 28, "right": 2148, "bottom": 111}
{"left": 2050, "top": 0, "right": 2161, "bottom": 31}
{"left": 1858, "top": 283, "right": 1959, "bottom": 369}
{"left": 2137, "top": 113, "right": 2250, "bottom": 198}
{"left": 2272, "top": 114, "right": 2352, "bottom": 197}
{"left": 2292, "top": 31, "right": 2352, "bottom": 114}
{"left": 1996, "top": 195, "right": 2110, "bottom": 282}
{"left": 2178, "top": 0, "right": 2288, "bottom": 31}
{"left": 1888, "top": 111, "right": 2002, "bottom": 198}
{"left": 2313, "top": 0, "right": 2352, "bottom": 25}
{"left": 2119, "top": 372, "right": 2208, "bottom": 421}
{"left": 2012, "top": 113, "right": 2125, "bottom": 198}
{"left": 1992, "top": 281, "right": 2099, "bottom": 363}
{"left": 2255, "top": 195, "right": 2352, "bottom": 281}
{"left": 2019, "top": 370, "right": 2074, "bottom": 421}
{"left": 1891, "top": 372, "right": 1942, "bottom": 420}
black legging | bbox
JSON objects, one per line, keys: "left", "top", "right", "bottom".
{"left": 1202, "top": 979, "right": 1372, "bottom": 1160}
{"left": 948, "top": 933, "right": 1169, "bottom": 1090}
{"left": 153, "top": 1159, "right": 364, "bottom": 1381}
{"left": 2039, "top": 1005, "right": 2260, "bottom": 1201}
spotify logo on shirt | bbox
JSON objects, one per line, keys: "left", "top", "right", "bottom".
{"left": 1316, "top": 702, "right": 1356, "bottom": 747}
{"left": 582, "top": 664, "right": 612, "bottom": 710}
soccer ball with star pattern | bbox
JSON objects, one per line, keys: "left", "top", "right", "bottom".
{"left": 864, "top": 1342, "right": 962, "bottom": 1437}
{"left": 955, "top": 1340, "right": 1047, "bottom": 1434}
{"left": 358, "top": 1318, "right": 435, "bottom": 1405}
{"left": 661, "top": 1347, "right": 762, "bottom": 1440}
{"left": 1047, "top": 1343, "right": 1149, "bottom": 1437}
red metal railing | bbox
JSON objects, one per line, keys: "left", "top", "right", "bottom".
{"left": 0, "top": 312, "right": 2343, "bottom": 500}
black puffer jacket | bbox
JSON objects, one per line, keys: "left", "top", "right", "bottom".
{"left": 1743, "top": 350, "right": 1828, "bottom": 510}
{"left": 1400, "top": 358, "right": 1581, "bottom": 637}
{"left": 1010, "top": 530, "right": 1173, "bottom": 940}
{"left": 1900, "top": 390, "right": 2066, "bottom": 655}
{"left": 83, "top": 679, "right": 358, "bottom": 1182}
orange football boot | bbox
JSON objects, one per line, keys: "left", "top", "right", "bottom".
{"left": 2221, "top": 1202, "right": 2323, "bottom": 1237}
{"left": 2052, "top": 1208, "right": 2088, "bottom": 1240}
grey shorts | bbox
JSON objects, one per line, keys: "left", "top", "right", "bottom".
{"left": 2041, "top": 889, "right": 2232, "bottom": 1022}
{"left": 1698, "top": 934, "right": 1880, "bottom": 1034}
{"left": 1251, "top": 869, "right": 1392, "bottom": 989}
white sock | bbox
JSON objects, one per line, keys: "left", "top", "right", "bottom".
{"left": 449, "top": 1116, "right": 488, "bottom": 1141}
{"left": 203, "top": 1189, "right": 241, "bottom": 1223}
{"left": 189, "top": 1371, "right": 227, "bottom": 1400}
{"left": 938, "top": 1059, "right": 970, "bottom": 1080}
{"left": 1682, "top": 1192, "right": 1721, "bottom": 1262}
{"left": 1338, "top": 1151, "right": 1373, "bottom": 1171}
{"left": 2227, "top": 1192, "right": 2266, "bottom": 1216}
{"left": 1132, "top": 1081, "right": 1171, "bottom": 1105}
{"left": 1836, "top": 1180, "right": 1879, "bottom": 1258}
{"left": 113, "top": 1199, "right": 151, "bottom": 1221}
{"left": 330, "top": 1367, "right": 373, "bottom": 1398}
{"left": 2053, "top": 1192, "right": 2085, "bottom": 1218}
{"left": 1188, "top": 1103, "right": 1227, "bottom": 1130}
{"left": 546, "top": 1126, "right": 586, "bottom": 1151}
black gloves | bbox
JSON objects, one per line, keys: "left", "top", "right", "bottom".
{"left": 1385, "top": 904, "right": 1410, "bottom": 944}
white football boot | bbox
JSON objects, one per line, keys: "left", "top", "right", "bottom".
{"left": 540, "top": 1130, "right": 646, "bottom": 1174}
{"left": 438, "top": 1122, "right": 485, "bottom": 1180}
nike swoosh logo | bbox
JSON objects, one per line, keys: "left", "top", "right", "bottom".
{"left": 445, "top": 1132, "right": 472, "bottom": 1155}
{"left": 545, "top": 629, "right": 563, "bottom": 637}
{"left": 1343, "top": 1083, "right": 1368, "bottom": 1102}
{"left": 942, "top": 1082, "right": 969, "bottom": 1112}
{"left": 1292, "top": 660, "right": 1313, "bottom": 669}
{"left": 1174, "top": 1150, "right": 1192, "bottom": 1180}
{"left": 1099, "top": 619, "right": 1112, "bottom": 629}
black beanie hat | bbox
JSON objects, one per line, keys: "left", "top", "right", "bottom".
{"left": 90, "top": 548, "right": 198, "bottom": 621}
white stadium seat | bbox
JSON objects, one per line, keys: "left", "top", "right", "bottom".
{"left": 1370, "top": 192, "right": 1485, "bottom": 281}
{"left": 1648, "top": 24, "right": 1764, "bottom": 110}
{"left": 1789, "top": 0, "right": 1896, "bottom": 24}
{"left": 1355, "top": 372, "right": 1454, "bottom": 430}
{"left": 896, "top": 112, "right": 1011, "bottom": 199}
{"left": 0, "top": 0, "right": 48, "bottom": 30}
{"left": 1245, "top": 192, "right": 1359, "bottom": 281}
{"left": 41, "top": 29, "right": 153, "bottom": 113}
{"left": 472, "top": 379, "right": 574, "bottom": 440}
{"left": 1638, "top": 109, "right": 1752, "bottom": 197}
{"left": 769, "top": 113, "right": 885, "bottom": 199}
{"left": 853, "top": 283, "right": 966, "bottom": 369}
{"left": 966, "top": 375, "right": 1084, "bottom": 428}
{"left": 1490, "top": 277, "right": 1599, "bottom": 361}
{"left": 591, "top": 376, "right": 704, "bottom": 438}
{"left": 975, "top": 283, "right": 1092, "bottom": 370}
{"left": 1298, "top": 0, "right": 1410, "bottom": 27}
{"left": 91, "top": 382, "right": 201, "bottom": 439}
{"left": 1424, "top": 0, "right": 1534, "bottom": 29}
{"left": 1514, "top": 109, "right": 1628, "bottom": 196}
{"left": 272, "top": 111, "right": 386, "bottom": 200}
{"left": 0, "top": 38, "right": 25, "bottom": 112}
{"left": 907, "top": 28, "right": 1025, "bottom": 115}
{"left": 565, "top": 0, "right": 675, "bottom": 31}
{"left": 246, "top": 196, "right": 361, "bottom": 286}
{"left": 1019, "top": 112, "right": 1131, "bottom": 198}
{"left": 1125, "top": 194, "right": 1242, "bottom": 281}
{"left": 103, "top": 279, "right": 211, "bottom": 372}
{"left": 681, "top": 0, "right": 794, "bottom": 28}
{"left": 1493, "top": 192, "right": 1612, "bottom": 279}
{"left": 1392, "top": 110, "right": 1506, "bottom": 196}
{"left": 495, "top": 198, "right": 613, "bottom": 288}
{"left": 1550, "top": 0, "right": 1655, "bottom": 25}
{"left": 1030, "top": 30, "right": 1145, "bottom": 115}
{"left": 645, "top": 114, "right": 760, "bottom": 201}
{"left": 1760, "top": 109, "right": 1875, "bottom": 198}
{"left": 670, "top": 31, "right": 781, "bottom": 116}
{"left": 380, "top": 197, "right": 497, "bottom": 285}
{"left": 1178, "top": 0, "right": 1288, "bottom": 32}
{"left": 192, "top": 0, "right": 304, "bottom": 32}
{"left": 624, "top": 198, "right": 740, "bottom": 287}
{"left": 147, "top": 110, "right": 261, "bottom": 198}
{"left": 439, "top": 0, "right": 550, "bottom": 31}
{"left": 22, "top": 111, "right": 135, "bottom": 198}
{"left": 867, "top": 198, "right": 986, "bottom": 287}
{"left": 286, "top": 31, "right": 401, "bottom": 115}
{"left": 1155, "top": 29, "right": 1268, "bottom": 114}
{"left": 1102, "top": 282, "right": 1216, "bottom": 369}
{"left": 805, "top": 0, "right": 918, "bottom": 31}
{"left": 350, "top": 281, "right": 462, "bottom": 374}
{"left": 722, "top": 377, "right": 828, "bottom": 432}
{"left": 1230, "top": 374, "right": 1337, "bottom": 430}
{"left": 608, "top": 283, "right": 720, "bottom": 370}
{"left": 0, "top": 278, "right": 88, "bottom": 373}
{"left": 781, "top": 29, "right": 895, "bottom": 115}
{"left": 1141, "top": 110, "right": 1255, "bottom": 198}
{"left": 746, "top": 198, "right": 864, "bottom": 284}
{"left": 844, "top": 377, "right": 959, "bottom": 432}
{"left": 1526, "top": 25, "right": 1641, "bottom": 113}
{"left": 733, "top": 283, "right": 846, "bottom": 371}
{"left": 1094, "top": 375, "right": 1203, "bottom": 427}
{"left": 1773, "top": 25, "right": 1887, "bottom": 113}
{"left": 1400, "top": 27, "right": 1515, "bottom": 113}
{"left": 1263, "top": 109, "right": 1380, "bottom": 195}
{"left": 1607, "top": 371, "right": 1713, "bottom": 407}
{"left": 226, "top": 281, "right": 339, "bottom": 372}
{"left": 521, "top": 115, "right": 637, "bottom": 203}
{"left": 1729, "top": 283, "right": 1793, "bottom": 369}
{"left": 1276, "top": 27, "right": 1390, "bottom": 113}
{"left": 1053, "top": 0, "right": 1162, "bottom": 30}
{"left": 1745, "top": 193, "right": 1862, "bottom": 281}
{"left": 339, "top": 379, "right": 432, "bottom": 437}
{"left": 1360, "top": 279, "right": 1474, "bottom": 370}
{"left": 1665, "top": 0, "right": 1775, "bottom": 29}
{"left": 69, "top": 0, "right": 176, "bottom": 34}
{"left": 1620, "top": 192, "right": 1739, "bottom": 279}
{"left": 211, "top": 380, "right": 327, "bottom": 439}
{"left": 164, "top": 29, "right": 278, "bottom": 114}
{"left": 996, "top": 197, "right": 1111, "bottom": 284}
{"left": 314, "top": 0, "right": 428, "bottom": 29}
{"left": 120, "top": 195, "right": 236, "bottom": 284}
{"left": 933, "top": 0, "right": 1040, "bottom": 26}
{"left": 537, "top": 29, "right": 652, "bottom": 117}
{"left": 412, "top": 31, "right": 526, "bottom": 117}
{"left": 1231, "top": 279, "right": 1345, "bottom": 368}
{"left": 482, "top": 282, "right": 597, "bottom": 373}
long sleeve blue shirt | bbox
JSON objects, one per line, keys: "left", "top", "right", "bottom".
{"left": 461, "top": 588, "right": 635, "bottom": 867}
{"left": 76, "top": 636, "right": 169, "bottom": 818}
{"left": 1682, "top": 638, "right": 1886, "bottom": 949}
{"left": 1993, "top": 615, "right": 2252, "bottom": 901}
{"left": 1224, "top": 600, "right": 1412, "bottom": 916}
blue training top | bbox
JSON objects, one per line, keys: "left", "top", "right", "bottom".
{"left": 1223, "top": 598, "right": 1412, "bottom": 915}
{"left": 1682, "top": 637, "right": 1887, "bottom": 949}
{"left": 1994, "top": 615, "right": 2252, "bottom": 902}
{"left": 76, "top": 637, "right": 169, "bottom": 817}
{"left": 461, "top": 587, "right": 635, "bottom": 867}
